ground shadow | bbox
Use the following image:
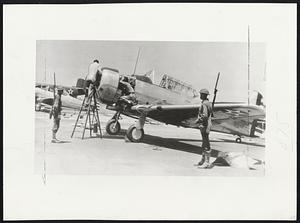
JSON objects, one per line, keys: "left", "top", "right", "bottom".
{"left": 101, "top": 129, "right": 219, "bottom": 157}
{"left": 79, "top": 131, "right": 264, "bottom": 148}
{"left": 142, "top": 134, "right": 220, "bottom": 157}
{"left": 82, "top": 128, "right": 264, "bottom": 157}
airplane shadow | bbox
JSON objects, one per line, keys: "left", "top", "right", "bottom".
{"left": 101, "top": 129, "right": 217, "bottom": 157}
{"left": 97, "top": 129, "right": 263, "bottom": 157}
{"left": 100, "top": 129, "right": 127, "bottom": 140}
{"left": 142, "top": 134, "right": 221, "bottom": 157}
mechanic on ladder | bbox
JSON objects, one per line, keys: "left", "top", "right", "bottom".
{"left": 85, "top": 59, "right": 102, "bottom": 105}
{"left": 119, "top": 76, "right": 137, "bottom": 107}
{"left": 196, "top": 88, "right": 213, "bottom": 168}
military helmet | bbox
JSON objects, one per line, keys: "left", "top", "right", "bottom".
{"left": 199, "top": 88, "right": 209, "bottom": 95}
{"left": 56, "top": 87, "right": 64, "bottom": 93}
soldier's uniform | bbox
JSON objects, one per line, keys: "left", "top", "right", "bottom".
{"left": 197, "top": 89, "right": 213, "bottom": 168}
{"left": 51, "top": 89, "right": 63, "bottom": 143}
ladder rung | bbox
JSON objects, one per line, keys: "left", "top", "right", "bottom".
{"left": 71, "top": 88, "right": 102, "bottom": 139}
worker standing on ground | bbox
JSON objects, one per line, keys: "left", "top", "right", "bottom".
{"left": 51, "top": 87, "right": 63, "bottom": 143}
{"left": 196, "top": 88, "right": 213, "bottom": 168}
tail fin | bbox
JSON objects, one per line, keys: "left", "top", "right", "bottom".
{"left": 76, "top": 78, "right": 86, "bottom": 89}
{"left": 250, "top": 91, "right": 264, "bottom": 106}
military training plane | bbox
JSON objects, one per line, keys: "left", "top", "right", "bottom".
{"left": 35, "top": 81, "right": 85, "bottom": 112}
{"left": 74, "top": 67, "right": 265, "bottom": 143}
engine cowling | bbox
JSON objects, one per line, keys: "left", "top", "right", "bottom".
{"left": 97, "top": 67, "right": 122, "bottom": 104}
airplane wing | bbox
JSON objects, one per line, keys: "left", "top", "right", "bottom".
{"left": 130, "top": 103, "right": 265, "bottom": 137}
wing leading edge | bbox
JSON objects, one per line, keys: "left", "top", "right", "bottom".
{"left": 130, "top": 103, "right": 265, "bottom": 137}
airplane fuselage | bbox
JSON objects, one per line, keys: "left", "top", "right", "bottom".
{"left": 99, "top": 69, "right": 264, "bottom": 140}
{"left": 134, "top": 79, "right": 199, "bottom": 106}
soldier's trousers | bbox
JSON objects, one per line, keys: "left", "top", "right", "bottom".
{"left": 52, "top": 118, "right": 61, "bottom": 133}
{"left": 200, "top": 130, "right": 211, "bottom": 152}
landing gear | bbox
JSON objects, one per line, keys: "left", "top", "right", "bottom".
{"left": 35, "top": 103, "right": 41, "bottom": 111}
{"left": 126, "top": 113, "right": 146, "bottom": 142}
{"left": 126, "top": 124, "right": 145, "bottom": 142}
{"left": 105, "top": 111, "right": 121, "bottom": 135}
{"left": 235, "top": 137, "right": 242, "bottom": 143}
{"left": 105, "top": 119, "right": 121, "bottom": 135}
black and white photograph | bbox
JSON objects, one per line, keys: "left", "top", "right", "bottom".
{"left": 4, "top": 3, "right": 296, "bottom": 220}
{"left": 35, "top": 40, "right": 266, "bottom": 176}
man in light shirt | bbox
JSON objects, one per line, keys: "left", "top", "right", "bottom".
{"left": 85, "top": 59, "right": 102, "bottom": 103}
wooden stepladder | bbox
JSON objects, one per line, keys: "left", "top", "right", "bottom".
{"left": 71, "top": 87, "right": 103, "bottom": 139}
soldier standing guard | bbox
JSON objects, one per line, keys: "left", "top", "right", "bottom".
{"left": 51, "top": 87, "right": 63, "bottom": 143}
{"left": 196, "top": 88, "right": 213, "bottom": 168}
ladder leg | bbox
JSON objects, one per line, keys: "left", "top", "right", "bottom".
{"left": 71, "top": 96, "right": 86, "bottom": 138}
{"left": 92, "top": 106, "right": 96, "bottom": 129}
{"left": 88, "top": 100, "right": 93, "bottom": 137}
{"left": 82, "top": 95, "right": 92, "bottom": 139}
{"left": 92, "top": 111, "right": 95, "bottom": 124}
{"left": 88, "top": 108, "right": 92, "bottom": 137}
{"left": 93, "top": 94, "right": 103, "bottom": 139}
{"left": 91, "top": 88, "right": 97, "bottom": 136}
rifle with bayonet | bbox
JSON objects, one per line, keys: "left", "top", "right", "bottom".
{"left": 211, "top": 72, "right": 220, "bottom": 117}
{"left": 49, "top": 72, "right": 56, "bottom": 119}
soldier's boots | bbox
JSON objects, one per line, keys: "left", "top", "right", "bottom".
{"left": 51, "top": 132, "right": 60, "bottom": 143}
{"left": 51, "top": 139, "right": 60, "bottom": 143}
{"left": 198, "top": 150, "right": 213, "bottom": 169}
{"left": 197, "top": 155, "right": 206, "bottom": 166}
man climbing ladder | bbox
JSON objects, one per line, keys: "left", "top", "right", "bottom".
{"left": 85, "top": 59, "right": 102, "bottom": 105}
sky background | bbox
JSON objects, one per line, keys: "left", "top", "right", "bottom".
{"left": 36, "top": 40, "right": 265, "bottom": 102}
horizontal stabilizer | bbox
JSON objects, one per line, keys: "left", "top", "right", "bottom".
{"left": 76, "top": 78, "right": 86, "bottom": 89}
{"left": 250, "top": 91, "right": 264, "bottom": 106}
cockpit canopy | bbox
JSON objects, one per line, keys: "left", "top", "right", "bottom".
{"left": 159, "top": 74, "right": 199, "bottom": 98}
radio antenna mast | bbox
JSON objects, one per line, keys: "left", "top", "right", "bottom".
{"left": 44, "top": 57, "right": 47, "bottom": 83}
{"left": 246, "top": 25, "right": 251, "bottom": 157}
{"left": 248, "top": 25, "right": 250, "bottom": 107}
{"left": 132, "top": 47, "right": 141, "bottom": 76}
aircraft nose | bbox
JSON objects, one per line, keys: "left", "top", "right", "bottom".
{"left": 97, "top": 67, "right": 120, "bottom": 104}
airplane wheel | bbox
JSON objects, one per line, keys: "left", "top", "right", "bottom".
{"left": 106, "top": 119, "right": 121, "bottom": 135}
{"left": 126, "top": 124, "right": 144, "bottom": 142}
{"left": 236, "top": 137, "right": 242, "bottom": 143}
{"left": 35, "top": 103, "right": 41, "bottom": 111}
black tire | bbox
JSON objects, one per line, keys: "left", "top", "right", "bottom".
{"left": 126, "top": 124, "right": 144, "bottom": 142}
{"left": 235, "top": 137, "right": 242, "bottom": 143}
{"left": 105, "top": 119, "right": 121, "bottom": 135}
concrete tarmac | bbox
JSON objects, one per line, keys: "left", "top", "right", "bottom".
{"left": 35, "top": 111, "right": 265, "bottom": 176}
